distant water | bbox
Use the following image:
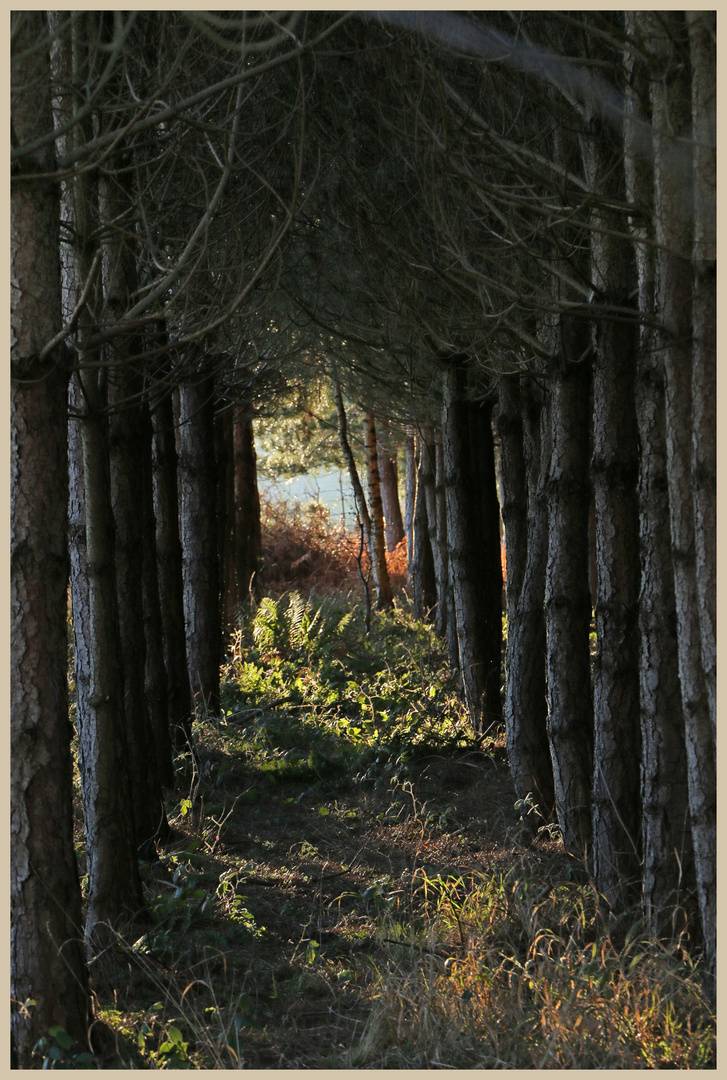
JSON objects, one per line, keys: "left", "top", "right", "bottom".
{"left": 258, "top": 467, "right": 359, "bottom": 529}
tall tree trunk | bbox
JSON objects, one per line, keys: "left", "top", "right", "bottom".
{"left": 233, "top": 403, "right": 262, "bottom": 606}
{"left": 498, "top": 376, "right": 527, "bottom": 607}
{"left": 623, "top": 19, "right": 696, "bottom": 937}
{"left": 216, "top": 407, "right": 235, "bottom": 642}
{"left": 545, "top": 328, "right": 593, "bottom": 859}
{"left": 442, "top": 363, "right": 502, "bottom": 734}
{"left": 501, "top": 377, "right": 554, "bottom": 830}
{"left": 404, "top": 428, "right": 417, "bottom": 581}
{"left": 377, "top": 421, "right": 405, "bottom": 551}
{"left": 152, "top": 390, "right": 193, "bottom": 751}
{"left": 11, "top": 18, "right": 90, "bottom": 1058}
{"left": 581, "top": 118, "right": 642, "bottom": 908}
{"left": 140, "top": 397, "right": 175, "bottom": 789}
{"left": 333, "top": 377, "right": 371, "bottom": 545}
{"left": 364, "top": 411, "right": 394, "bottom": 609}
{"left": 421, "top": 428, "right": 449, "bottom": 633}
{"left": 412, "top": 433, "right": 437, "bottom": 619}
{"left": 646, "top": 11, "right": 715, "bottom": 966}
{"left": 686, "top": 11, "right": 716, "bottom": 742}
{"left": 434, "top": 435, "right": 458, "bottom": 666}
{"left": 105, "top": 184, "right": 170, "bottom": 849}
{"left": 178, "top": 371, "right": 221, "bottom": 714}
{"left": 70, "top": 12, "right": 144, "bottom": 944}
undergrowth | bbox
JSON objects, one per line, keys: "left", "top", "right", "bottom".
{"left": 57, "top": 504, "right": 714, "bottom": 1070}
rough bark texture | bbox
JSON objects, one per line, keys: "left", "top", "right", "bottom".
{"left": 502, "top": 379, "right": 554, "bottom": 829}
{"left": 442, "top": 364, "right": 502, "bottom": 733}
{"left": 686, "top": 11, "right": 716, "bottom": 742}
{"left": 140, "top": 398, "right": 175, "bottom": 789}
{"left": 108, "top": 363, "right": 169, "bottom": 852}
{"left": 233, "top": 404, "right": 262, "bottom": 606}
{"left": 581, "top": 123, "right": 642, "bottom": 908}
{"left": 79, "top": 367, "right": 146, "bottom": 940}
{"left": 412, "top": 434, "right": 437, "bottom": 620}
{"left": 364, "top": 411, "right": 394, "bottom": 609}
{"left": 545, "top": 332, "right": 593, "bottom": 859}
{"left": 623, "top": 20, "right": 696, "bottom": 937}
{"left": 497, "top": 377, "right": 527, "bottom": 606}
{"left": 70, "top": 13, "right": 144, "bottom": 945}
{"left": 333, "top": 378, "right": 371, "bottom": 544}
{"left": 647, "top": 11, "right": 715, "bottom": 966}
{"left": 178, "top": 373, "right": 221, "bottom": 713}
{"left": 434, "top": 436, "right": 458, "bottom": 667}
{"left": 215, "top": 407, "right": 235, "bottom": 641}
{"left": 377, "top": 421, "right": 405, "bottom": 551}
{"left": 421, "top": 428, "right": 449, "bottom": 635}
{"left": 404, "top": 429, "right": 417, "bottom": 581}
{"left": 152, "top": 390, "right": 193, "bottom": 750}
{"left": 12, "top": 41, "right": 90, "bottom": 1041}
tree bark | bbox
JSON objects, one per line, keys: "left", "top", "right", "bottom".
{"left": 140, "top": 397, "right": 175, "bottom": 789}
{"left": 686, "top": 11, "right": 716, "bottom": 743}
{"left": 501, "top": 377, "right": 554, "bottom": 830}
{"left": 581, "top": 118, "right": 642, "bottom": 908}
{"left": 11, "top": 20, "right": 90, "bottom": 1054}
{"left": 442, "top": 363, "right": 502, "bottom": 734}
{"left": 646, "top": 11, "right": 715, "bottom": 966}
{"left": 178, "top": 371, "right": 221, "bottom": 714}
{"left": 623, "top": 18, "right": 696, "bottom": 938}
{"left": 233, "top": 403, "right": 262, "bottom": 606}
{"left": 545, "top": 329, "right": 593, "bottom": 859}
{"left": 412, "top": 432, "right": 437, "bottom": 620}
{"left": 404, "top": 428, "right": 417, "bottom": 582}
{"left": 70, "top": 11, "right": 144, "bottom": 944}
{"left": 377, "top": 421, "right": 405, "bottom": 551}
{"left": 364, "top": 410, "right": 394, "bottom": 609}
{"left": 215, "top": 406, "right": 235, "bottom": 642}
{"left": 152, "top": 389, "right": 193, "bottom": 751}
{"left": 434, "top": 435, "right": 458, "bottom": 667}
{"left": 333, "top": 377, "right": 371, "bottom": 545}
{"left": 421, "top": 428, "right": 449, "bottom": 635}
{"left": 105, "top": 236, "right": 170, "bottom": 849}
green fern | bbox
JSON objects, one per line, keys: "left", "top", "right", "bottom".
{"left": 251, "top": 593, "right": 354, "bottom": 662}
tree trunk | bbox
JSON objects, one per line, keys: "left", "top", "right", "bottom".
{"left": 70, "top": 12, "right": 144, "bottom": 944}
{"left": 545, "top": 329, "right": 593, "bottom": 859}
{"left": 501, "top": 377, "right": 555, "bottom": 830}
{"left": 497, "top": 376, "right": 527, "bottom": 607}
{"left": 412, "top": 433, "right": 437, "bottom": 619}
{"left": 106, "top": 331, "right": 169, "bottom": 851}
{"left": 140, "top": 397, "right": 175, "bottom": 789}
{"left": 333, "top": 377, "right": 371, "bottom": 546}
{"left": 377, "top": 421, "right": 405, "bottom": 551}
{"left": 404, "top": 428, "right": 417, "bottom": 581}
{"left": 623, "top": 18, "right": 696, "bottom": 937}
{"left": 152, "top": 390, "right": 193, "bottom": 751}
{"left": 216, "top": 406, "right": 235, "bottom": 642}
{"left": 647, "top": 11, "right": 715, "bottom": 966}
{"left": 442, "top": 363, "right": 502, "bottom": 733}
{"left": 233, "top": 403, "right": 262, "bottom": 606}
{"left": 178, "top": 372, "right": 221, "bottom": 714}
{"left": 11, "top": 20, "right": 90, "bottom": 1055}
{"left": 686, "top": 11, "right": 716, "bottom": 742}
{"left": 434, "top": 435, "right": 458, "bottom": 667}
{"left": 422, "top": 428, "right": 449, "bottom": 634}
{"left": 581, "top": 119, "right": 642, "bottom": 908}
{"left": 364, "top": 411, "right": 394, "bottom": 609}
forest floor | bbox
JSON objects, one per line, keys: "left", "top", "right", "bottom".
{"left": 61, "top": 499, "right": 715, "bottom": 1070}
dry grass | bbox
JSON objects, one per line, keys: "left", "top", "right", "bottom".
{"left": 258, "top": 496, "right": 408, "bottom": 595}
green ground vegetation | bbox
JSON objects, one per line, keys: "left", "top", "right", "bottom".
{"left": 60, "top": 515, "right": 714, "bottom": 1069}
